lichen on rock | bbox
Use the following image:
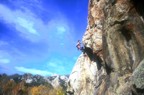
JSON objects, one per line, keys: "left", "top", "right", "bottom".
{"left": 132, "top": 59, "right": 144, "bottom": 89}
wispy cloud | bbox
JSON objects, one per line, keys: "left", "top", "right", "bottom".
{"left": 48, "top": 62, "right": 65, "bottom": 72}
{"left": 0, "top": 50, "right": 11, "bottom": 64}
{"left": 15, "top": 66, "right": 53, "bottom": 76}
{"left": 0, "top": 3, "right": 74, "bottom": 59}
{"left": 0, "top": 4, "right": 74, "bottom": 43}
{"left": 0, "top": 1, "right": 76, "bottom": 75}
{"left": 0, "top": 4, "right": 39, "bottom": 42}
{"left": 0, "top": 58, "right": 10, "bottom": 64}
{"left": 16, "top": 17, "right": 38, "bottom": 35}
{"left": 56, "top": 26, "right": 66, "bottom": 34}
{"left": 46, "top": 58, "right": 72, "bottom": 74}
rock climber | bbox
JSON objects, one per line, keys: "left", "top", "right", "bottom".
{"left": 76, "top": 40, "right": 85, "bottom": 53}
{"left": 76, "top": 40, "right": 81, "bottom": 50}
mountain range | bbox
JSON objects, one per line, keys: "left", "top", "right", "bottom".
{"left": 0, "top": 73, "right": 68, "bottom": 95}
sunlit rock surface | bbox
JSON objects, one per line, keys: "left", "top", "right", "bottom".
{"left": 67, "top": 0, "right": 144, "bottom": 95}
{"left": 51, "top": 75, "right": 68, "bottom": 89}
{"left": 67, "top": 54, "right": 106, "bottom": 95}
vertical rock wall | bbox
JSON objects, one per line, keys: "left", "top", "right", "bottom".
{"left": 67, "top": 0, "right": 144, "bottom": 95}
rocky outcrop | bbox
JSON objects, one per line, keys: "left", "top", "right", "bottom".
{"left": 51, "top": 75, "right": 68, "bottom": 89}
{"left": 67, "top": 0, "right": 144, "bottom": 95}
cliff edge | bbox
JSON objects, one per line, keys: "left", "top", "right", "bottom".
{"left": 67, "top": 0, "right": 144, "bottom": 95}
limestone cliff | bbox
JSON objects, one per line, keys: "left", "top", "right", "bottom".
{"left": 67, "top": 0, "right": 144, "bottom": 95}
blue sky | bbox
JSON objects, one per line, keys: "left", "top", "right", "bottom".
{"left": 0, "top": 0, "right": 88, "bottom": 76}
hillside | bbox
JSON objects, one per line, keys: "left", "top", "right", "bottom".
{"left": 0, "top": 73, "right": 68, "bottom": 95}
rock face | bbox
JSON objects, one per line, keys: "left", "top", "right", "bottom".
{"left": 67, "top": 0, "right": 144, "bottom": 95}
{"left": 67, "top": 54, "right": 104, "bottom": 95}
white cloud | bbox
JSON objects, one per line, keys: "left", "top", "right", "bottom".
{"left": 0, "top": 50, "right": 11, "bottom": 64}
{"left": 0, "top": 4, "right": 74, "bottom": 43}
{"left": 16, "top": 17, "right": 38, "bottom": 35}
{"left": 0, "top": 4, "right": 39, "bottom": 42}
{"left": 56, "top": 26, "right": 66, "bottom": 34}
{"left": 15, "top": 66, "right": 53, "bottom": 76}
{"left": 0, "top": 58, "right": 10, "bottom": 64}
{"left": 46, "top": 58, "right": 66, "bottom": 74}
{"left": 0, "top": 4, "right": 13, "bottom": 22}
{"left": 48, "top": 62, "right": 65, "bottom": 71}
{"left": 48, "top": 62, "right": 58, "bottom": 68}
